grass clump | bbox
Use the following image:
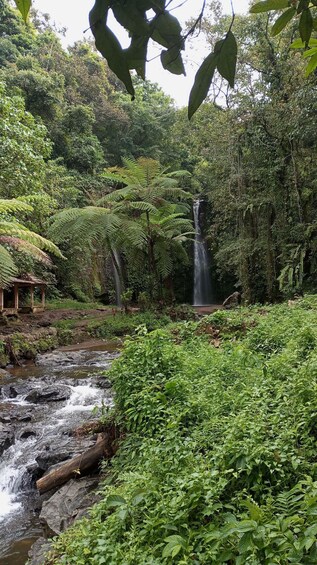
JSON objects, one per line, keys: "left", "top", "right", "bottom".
{"left": 49, "top": 296, "right": 317, "bottom": 564}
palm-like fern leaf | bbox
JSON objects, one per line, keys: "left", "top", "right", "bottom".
{"left": 0, "top": 236, "right": 52, "bottom": 266}
{"left": 0, "top": 244, "right": 18, "bottom": 287}
{"left": 0, "top": 221, "right": 64, "bottom": 258}
{"left": 49, "top": 207, "right": 120, "bottom": 245}
{"left": 0, "top": 198, "right": 33, "bottom": 214}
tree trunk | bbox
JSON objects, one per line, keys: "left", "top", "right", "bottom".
{"left": 36, "top": 427, "right": 117, "bottom": 495}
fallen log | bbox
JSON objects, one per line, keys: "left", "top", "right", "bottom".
{"left": 36, "top": 427, "right": 117, "bottom": 495}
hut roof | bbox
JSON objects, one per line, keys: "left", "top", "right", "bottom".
{"left": 10, "top": 275, "right": 48, "bottom": 286}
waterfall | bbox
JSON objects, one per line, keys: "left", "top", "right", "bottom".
{"left": 112, "top": 250, "right": 123, "bottom": 307}
{"left": 193, "top": 200, "right": 212, "bottom": 306}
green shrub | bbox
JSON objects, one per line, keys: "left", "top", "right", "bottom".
{"left": 50, "top": 297, "right": 317, "bottom": 564}
{"left": 88, "top": 312, "right": 170, "bottom": 339}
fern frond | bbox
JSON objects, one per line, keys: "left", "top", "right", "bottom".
{"left": 0, "top": 236, "right": 52, "bottom": 265}
{"left": 114, "top": 201, "right": 158, "bottom": 214}
{"left": 97, "top": 188, "right": 136, "bottom": 204}
{"left": 101, "top": 170, "right": 128, "bottom": 185}
{"left": 0, "top": 244, "right": 18, "bottom": 287}
{"left": 274, "top": 485, "right": 304, "bottom": 517}
{"left": 49, "top": 207, "right": 122, "bottom": 248}
{"left": 0, "top": 221, "right": 63, "bottom": 258}
{"left": 154, "top": 241, "right": 174, "bottom": 278}
{"left": 0, "top": 198, "right": 33, "bottom": 214}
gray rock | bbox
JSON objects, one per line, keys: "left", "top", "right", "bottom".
{"left": 40, "top": 477, "right": 100, "bottom": 535}
{"left": 0, "top": 402, "right": 33, "bottom": 423}
{"left": 18, "top": 428, "right": 37, "bottom": 440}
{"left": 36, "top": 435, "right": 96, "bottom": 473}
{"left": 0, "top": 368, "right": 10, "bottom": 379}
{"left": 25, "top": 384, "right": 71, "bottom": 403}
{"left": 36, "top": 451, "right": 71, "bottom": 471}
{"left": 0, "top": 422, "right": 14, "bottom": 455}
{"left": 28, "top": 537, "right": 52, "bottom": 565}
{"left": 2, "top": 382, "right": 31, "bottom": 398}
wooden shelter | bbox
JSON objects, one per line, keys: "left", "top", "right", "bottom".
{"left": 0, "top": 275, "right": 47, "bottom": 315}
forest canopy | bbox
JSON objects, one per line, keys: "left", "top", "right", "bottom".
{"left": 0, "top": 0, "right": 317, "bottom": 303}
{"left": 11, "top": 0, "right": 317, "bottom": 117}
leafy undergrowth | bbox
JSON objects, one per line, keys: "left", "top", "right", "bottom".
{"left": 46, "top": 299, "right": 109, "bottom": 310}
{"left": 49, "top": 297, "right": 317, "bottom": 564}
{"left": 88, "top": 312, "right": 171, "bottom": 339}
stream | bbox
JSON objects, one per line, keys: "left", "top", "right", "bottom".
{"left": 0, "top": 344, "right": 117, "bottom": 565}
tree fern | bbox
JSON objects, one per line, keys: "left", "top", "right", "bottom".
{"left": 49, "top": 158, "right": 193, "bottom": 298}
{"left": 0, "top": 245, "right": 18, "bottom": 287}
{"left": 0, "top": 198, "right": 63, "bottom": 287}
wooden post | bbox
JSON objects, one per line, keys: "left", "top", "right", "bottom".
{"left": 0, "top": 288, "right": 4, "bottom": 312}
{"left": 41, "top": 285, "right": 45, "bottom": 309}
{"left": 14, "top": 283, "right": 19, "bottom": 312}
{"left": 30, "top": 285, "right": 34, "bottom": 311}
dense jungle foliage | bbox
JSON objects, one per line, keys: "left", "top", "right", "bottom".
{"left": 48, "top": 296, "right": 317, "bottom": 564}
{"left": 2, "top": 3, "right": 317, "bottom": 564}
{"left": 1, "top": 0, "right": 317, "bottom": 303}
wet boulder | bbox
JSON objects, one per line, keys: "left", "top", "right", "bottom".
{"left": 36, "top": 435, "right": 96, "bottom": 473}
{"left": 40, "top": 477, "right": 100, "bottom": 535}
{"left": 0, "top": 422, "right": 14, "bottom": 455}
{"left": 36, "top": 450, "right": 71, "bottom": 472}
{"left": 28, "top": 537, "right": 52, "bottom": 565}
{"left": 18, "top": 428, "right": 37, "bottom": 440}
{"left": 1, "top": 382, "right": 30, "bottom": 398}
{"left": 0, "top": 403, "right": 33, "bottom": 423}
{"left": 25, "top": 385, "right": 71, "bottom": 403}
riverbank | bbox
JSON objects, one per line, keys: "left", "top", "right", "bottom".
{"left": 0, "top": 347, "right": 117, "bottom": 565}
{"left": 0, "top": 305, "right": 174, "bottom": 366}
{"left": 47, "top": 295, "right": 317, "bottom": 564}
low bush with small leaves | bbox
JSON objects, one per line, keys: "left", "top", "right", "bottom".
{"left": 50, "top": 296, "right": 317, "bottom": 564}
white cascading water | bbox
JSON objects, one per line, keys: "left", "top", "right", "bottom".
{"left": 0, "top": 384, "right": 107, "bottom": 522}
{"left": 193, "top": 200, "right": 212, "bottom": 306}
{"left": 0, "top": 348, "right": 115, "bottom": 561}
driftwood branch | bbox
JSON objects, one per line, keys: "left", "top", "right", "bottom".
{"left": 36, "top": 427, "right": 117, "bottom": 495}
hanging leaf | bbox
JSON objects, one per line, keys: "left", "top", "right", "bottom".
{"left": 112, "top": 2, "right": 150, "bottom": 35}
{"left": 161, "top": 46, "right": 185, "bottom": 75}
{"left": 297, "top": 0, "right": 309, "bottom": 14}
{"left": 305, "top": 51, "right": 317, "bottom": 75}
{"left": 188, "top": 53, "right": 218, "bottom": 119}
{"left": 124, "top": 35, "right": 149, "bottom": 79}
{"left": 151, "top": 12, "right": 183, "bottom": 49}
{"left": 89, "top": 0, "right": 134, "bottom": 98}
{"left": 216, "top": 31, "right": 238, "bottom": 87}
{"left": 271, "top": 7, "right": 296, "bottom": 36}
{"left": 149, "top": 0, "right": 167, "bottom": 13}
{"left": 14, "top": 0, "right": 31, "bottom": 22}
{"left": 250, "top": 0, "right": 289, "bottom": 14}
{"left": 299, "top": 9, "right": 313, "bottom": 44}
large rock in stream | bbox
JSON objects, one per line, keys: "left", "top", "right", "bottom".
{"left": 40, "top": 477, "right": 100, "bottom": 535}
{"left": 25, "top": 384, "right": 71, "bottom": 403}
{"left": 0, "top": 422, "right": 14, "bottom": 455}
